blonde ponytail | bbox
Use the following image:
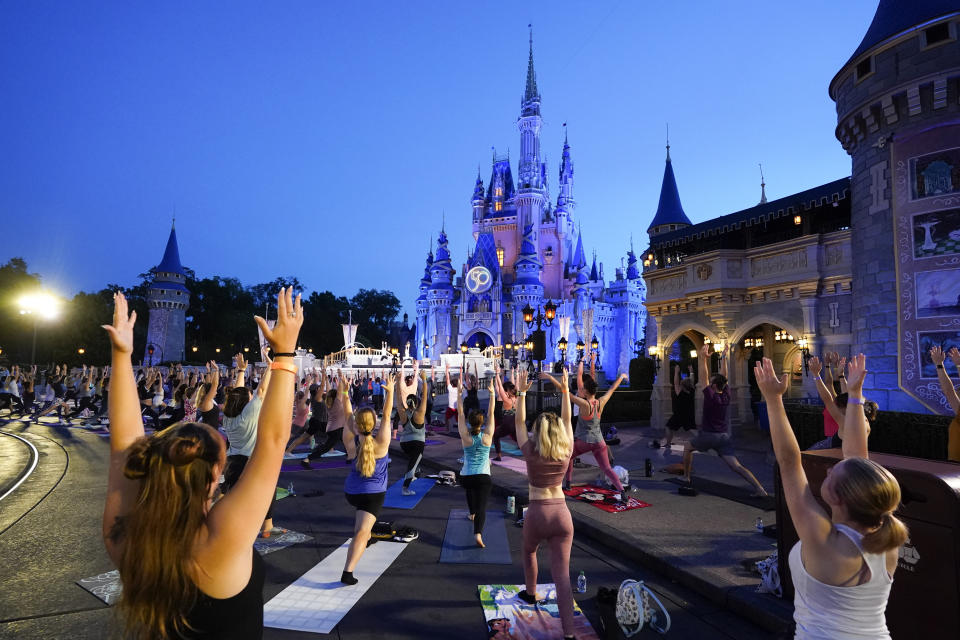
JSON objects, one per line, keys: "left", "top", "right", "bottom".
{"left": 861, "top": 512, "right": 909, "bottom": 554}
{"left": 354, "top": 408, "right": 377, "bottom": 478}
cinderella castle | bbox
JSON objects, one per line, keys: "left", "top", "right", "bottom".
{"left": 415, "top": 33, "right": 646, "bottom": 374}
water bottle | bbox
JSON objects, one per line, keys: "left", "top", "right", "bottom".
{"left": 506, "top": 496, "right": 516, "bottom": 515}
{"left": 644, "top": 458, "right": 653, "bottom": 478}
{"left": 288, "top": 482, "right": 296, "bottom": 497}
{"left": 755, "top": 517, "right": 763, "bottom": 531}
{"left": 576, "top": 571, "right": 587, "bottom": 593}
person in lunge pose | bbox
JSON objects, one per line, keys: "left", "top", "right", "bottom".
{"left": 755, "top": 354, "right": 907, "bottom": 639}
{"left": 661, "top": 363, "right": 695, "bottom": 449}
{"left": 397, "top": 369, "right": 429, "bottom": 496}
{"left": 561, "top": 369, "right": 628, "bottom": 498}
{"left": 491, "top": 363, "right": 519, "bottom": 461}
{"left": 931, "top": 346, "right": 960, "bottom": 462}
{"left": 339, "top": 370, "right": 395, "bottom": 585}
{"left": 457, "top": 374, "right": 496, "bottom": 547}
{"left": 444, "top": 362, "right": 460, "bottom": 433}
{"left": 515, "top": 368, "right": 578, "bottom": 640}
{"left": 681, "top": 344, "right": 768, "bottom": 496}
{"left": 102, "top": 288, "right": 303, "bottom": 640}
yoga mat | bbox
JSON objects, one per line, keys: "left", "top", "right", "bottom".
{"left": 562, "top": 485, "right": 651, "bottom": 513}
{"left": 281, "top": 459, "right": 349, "bottom": 473}
{"left": 439, "top": 509, "right": 512, "bottom": 564}
{"left": 478, "top": 583, "right": 598, "bottom": 640}
{"left": 498, "top": 439, "right": 523, "bottom": 456}
{"left": 383, "top": 477, "right": 436, "bottom": 509}
{"left": 264, "top": 537, "right": 408, "bottom": 634}
{"left": 283, "top": 450, "right": 345, "bottom": 460}
{"left": 77, "top": 529, "right": 313, "bottom": 605}
{"left": 424, "top": 438, "right": 444, "bottom": 446}
{"left": 491, "top": 456, "right": 527, "bottom": 475}
{"left": 665, "top": 477, "right": 776, "bottom": 511}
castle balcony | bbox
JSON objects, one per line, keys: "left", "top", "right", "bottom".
{"left": 462, "top": 311, "right": 494, "bottom": 324}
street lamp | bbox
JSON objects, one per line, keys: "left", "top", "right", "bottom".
{"left": 648, "top": 346, "right": 661, "bottom": 372}
{"left": 576, "top": 339, "right": 585, "bottom": 363}
{"left": 77, "top": 348, "right": 85, "bottom": 355}
{"left": 390, "top": 345, "right": 400, "bottom": 372}
{"left": 18, "top": 291, "right": 61, "bottom": 365}
{"left": 192, "top": 346, "right": 198, "bottom": 353}
{"left": 798, "top": 338, "right": 811, "bottom": 375}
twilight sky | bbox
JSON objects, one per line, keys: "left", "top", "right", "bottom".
{"left": 1, "top": 1, "right": 878, "bottom": 320}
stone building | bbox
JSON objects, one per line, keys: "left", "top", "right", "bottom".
{"left": 416, "top": 32, "right": 646, "bottom": 373}
{"left": 644, "top": 0, "right": 960, "bottom": 424}
{"left": 144, "top": 223, "right": 189, "bottom": 365}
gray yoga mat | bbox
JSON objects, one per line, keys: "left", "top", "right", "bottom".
{"left": 439, "top": 508, "right": 512, "bottom": 564}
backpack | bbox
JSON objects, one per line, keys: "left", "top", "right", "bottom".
{"left": 616, "top": 579, "right": 671, "bottom": 636}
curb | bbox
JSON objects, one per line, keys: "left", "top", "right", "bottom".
{"left": 397, "top": 440, "right": 793, "bottom": 635}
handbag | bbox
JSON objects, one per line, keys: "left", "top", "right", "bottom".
{"left": 615, "top": 579, "right": 671, "bottom": 636}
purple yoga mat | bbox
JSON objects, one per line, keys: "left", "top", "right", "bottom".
{"left": 280, "top": 459, "right": 349, "bottom": 473}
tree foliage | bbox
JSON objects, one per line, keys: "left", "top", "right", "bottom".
{"left": 0, "top": 258, "right": 402, "bottom": 366}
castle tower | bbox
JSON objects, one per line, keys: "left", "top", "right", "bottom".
{"left": 830, "top": 0, "right": 960, "bottom": 412}
{"left": 145, "top": 222, "right": 189, "bottom": 364}
{"left": 556, "top": 128, "right": 576, "bottom": 237}
{"left": 511, "top": 224, "right": 544, "bottom": 342}
{"left": 647, "top": 143, "right": 692, "bottom": 238}
{"left": 471, "top": 171, "right": 485, "bottom": 224}
{"left": 415, "top": 245, "right": 433, "bottom": 359}
{"left": 426, "top": 229, "right": 456, "bottom": 355}
{"left": 515, "top": 29, "right": 548, "bottom": 246}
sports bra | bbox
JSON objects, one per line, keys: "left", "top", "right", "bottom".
{"left": 181, "top": 548, "right": 264, "bottom": 639}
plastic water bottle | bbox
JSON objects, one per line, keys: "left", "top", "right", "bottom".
{"left": 755, "top": 517, "right": 764, "bottom": 531}
{"left": 576, "top": 571, "right": 587, "bottom": 593}
{"left": 288, "top": 482, "right": 296, "bottom": 497}
{"left": 506, "top": 496, "right": 515, "bottom": 514}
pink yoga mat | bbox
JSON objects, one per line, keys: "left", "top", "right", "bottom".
{"left": 491, "top": 456, "right": 527, "bottom": 475}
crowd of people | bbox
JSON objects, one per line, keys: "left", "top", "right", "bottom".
{"left": 2, "top": 289, "right": 958, "bottom": 639}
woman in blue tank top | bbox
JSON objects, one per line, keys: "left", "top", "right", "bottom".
{"left": 457, "top": 377, "right": 496, "bottom": 547}
{"left": 339, "top": 371, "right": 395, "bottom": 586}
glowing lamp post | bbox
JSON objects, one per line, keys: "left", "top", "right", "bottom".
{"left": 18, "top": 291, "right": 61, "bottom": 365}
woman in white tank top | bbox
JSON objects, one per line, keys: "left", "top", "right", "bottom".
{"left": 754, "top": 355, "right": 907, "bottom": 640}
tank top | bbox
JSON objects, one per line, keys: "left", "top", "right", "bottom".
{"left": 344, "top": 451, "right": 389, "bottom": 494}
{"left": 575, "top": 399, "right": 603, "bottom": 443}
{"left": 183, "top": 398, "right": 197, "bottom": 423}
{"left": 182, "top": 548, "right": 264, "bottom": 639}
{"left": 293, "top": 403, "right": 309, "bottom": 427}
{"left": 788, "top": 524, "right": 893, "bottom": 639}
{"left": 521, "top": 440, "right": 569, "bottom": 488}
{"left": 462, "top": 433, "right": 491, "bottom": 476}
{"left": 399, "top": 417, "right": 425, "bottom": 443}
{"left": 200, "top": 407, "right": 220, "bottom": 429}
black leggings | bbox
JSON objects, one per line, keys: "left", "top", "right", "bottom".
{"left": 224, "top": 454, "right": 275, "bottom": 520}
{"left": 66, "top": 396, "right": 99, "bottom": 420}
{"left": 307, "top": 427, "right": 342, "bottom": 461}
{"left": 400, "top": 440, "right": 424, "bottom": 488}
{"left": 460, "top": 473, "right": 492, "bottom": 534}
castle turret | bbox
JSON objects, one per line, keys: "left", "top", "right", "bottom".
{"left": 145, "top": 222, "right": 189, "bottom": 364}
{"left": 829, "top": 0, "right": 960, "bottom": 413}
{"left": 415, "top": 245, "right": 433, "bottom": 359}
{"left": 556, "top": 128, "right": 575, "bottom": 238}
{"left": 516, "top": 28, "right": 547, "bottom": 245}
{"left": 472, "top": 171, "right": 486, "bottom": 224}
{"left": 647, "top": 143, "right": 692, "bottom": 237}
{"left": 427, "top": 229, "right": 456, "bottom": 354}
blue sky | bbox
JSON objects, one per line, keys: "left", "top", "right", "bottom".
{"left": 0, "top": 1, "right": 879, "bottom": 319}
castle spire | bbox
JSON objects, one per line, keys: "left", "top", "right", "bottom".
{"left": 665, "top": 123, "right": 670, "bottom": 162}
{"left": 758, "top": 163, "right": 768, "bottom": 205}
{"left": 648, "top": 141, "right": 692, "bottom": 235}
{"left": 155, "top": 222, "right": 185, "bottom": 275}
{"left": 524, "top": 24, "right": 538, "bottom": 104}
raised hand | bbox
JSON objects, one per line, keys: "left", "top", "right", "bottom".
{"left": 235, "top": 353, "right": 247, "bottom": 372}
{"left": 754, "top": 358, "right": 788, "bottom": 398}
{"left": 808, "top": 356, "right": 823, "bottom": 377}
{"left": 516, "top": 369, "right": 533, "bottom": 393}
{"left": 930, "top": 346, "right": 946, "bottom": 365}
{"left": 381, "top": 373, "right": 395, "bottom": 394}
{"left": 102, "top": 292, "right": 137, "bottom": 354}
{"left": 700, "top": 344, "right": 710, "bottom": 359}
{"left": 487, "top": 376, "right": 495, "bottom": 393}
{"left": 846, "top": 354, "right": 867, "bottom": 394}
{"left": 254, "top": 287, "right": 303, "bottom": 354}
{"left": 949, "top": 347, "right": 960, "bottom": 368}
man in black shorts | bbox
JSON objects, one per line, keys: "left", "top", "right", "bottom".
{"left": 682, "top": 344, "right": 767, "bottom": 496}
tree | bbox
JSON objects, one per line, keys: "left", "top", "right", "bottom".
{"left": 0, "top": 259, "right": 45, "bottom": 363}
{"left": 349, "top": 289, "right": 401, "bottom": 347}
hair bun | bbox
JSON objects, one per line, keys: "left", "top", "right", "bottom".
{"left": 166, "top": 437, "right": 202, "bottom": 466}
{"left": 123, "top": 438, "right": 153, "bottom": 479}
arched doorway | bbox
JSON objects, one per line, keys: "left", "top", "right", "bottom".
{"left": 733, "top": 321, "right": 805, "bottom": 426}
{"left": 465, "top": 330, "right": 494, "bottom": 350}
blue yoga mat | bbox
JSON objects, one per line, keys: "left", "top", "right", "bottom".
{"left": 499, "top": 439, "right": 523, "bottom": 456}
{"left": 382, "top": 477, "right": 437, "bottom": 509}
{"left": 439, "top": 509, "right": 512, "bottom": 564}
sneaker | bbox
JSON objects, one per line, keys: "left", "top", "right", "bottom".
{"left": 300, "top": 459, "right": 312, "bottom": 470}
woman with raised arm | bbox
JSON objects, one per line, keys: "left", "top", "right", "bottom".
{"left": 931, "top": 346, "right": 960, "bottom": 462}
{"left": 101, "top": 288, "right": 303, "bottom": 640}
{"left": 462, "top": 361, "right": 480, "bottom": 416}
{"left": 444, "top": 361, "right": 459, "bottom": 432}
{"left": 563, "top": 370, "right": 629, "bottom": 498}
{"left": 491, "top": 363, "right": 519, "bottom": 461}
{"left": 397, "top": 369, "right": 430, "bottom": 496}
{"left": 197, "top": 362, "right": 221, "bottom": 430}
{"left": 457, "top": 374, "right": 496, "bottom": 547}
{"left": 515, "top": 368, "right": 578, "bottom": 640}
{"left": 339, "top": 370, "right": 395, "bottom": 585}
{"left": 755, "top": 355, "right": 907, "bottom": 639}
{"left": 662, "top": 363, "right": 695, "bottom": 449}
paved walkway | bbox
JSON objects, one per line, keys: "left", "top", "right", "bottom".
{"left": 409, "top": 391, "right": 794, "bottom": 634}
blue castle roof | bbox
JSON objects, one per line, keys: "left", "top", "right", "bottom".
{"left": 154, "top": 224, "right": 185, "bottom": 275}
{"left": 847, "top": 0, "right": 957, "bottom": 64}
{"left": 571, "top": 230, "right": 586, "bottom": 269}
{"left": 648, "top": 151, "right": 692, "bottom": 231}
{"left": 469, "top": 233, "right": 501, "bottom": 281}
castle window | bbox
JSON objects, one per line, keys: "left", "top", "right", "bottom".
{"left": 923, "top": 22, "right": 952, "bottom": 47}
{"left": 495, "top": 201, "right": 502, "bottom": 212}
{"left": 495, "top": 187, "right": 503, "bottom": 197}
{"left": 855, "top": 56, "right": 873, "bottom": 82}
{"left": 497, "top": 246, "right": 504, "bottom": 266}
